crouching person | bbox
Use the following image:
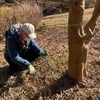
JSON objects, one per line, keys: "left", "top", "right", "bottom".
{"left": 4, "top": 23, "right": 47, "bottom": 75}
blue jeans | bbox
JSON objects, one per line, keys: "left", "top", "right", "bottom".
{"left": 23, "top": 48, "right": 40, "bottom": 62}
{"left": 6, "top": 48, "right": 40, "bottom": 72}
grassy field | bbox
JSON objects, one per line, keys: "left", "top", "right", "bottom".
{"left": 0, "top": 7, "right": 100, "bottom": 100}
{"left": 38, "top": 8, "right": 94, "bottom": 30}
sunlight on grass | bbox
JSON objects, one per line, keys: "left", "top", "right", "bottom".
{"left": 83, "top": 8, "right": 94, "bottom": 25}
{"left": 0, "top": 6, "right": 11, "bottom": 14}
{"left": 38, "top": 8, "right": 95, "bottom": 31}
{"left": 39, "top": 13, "right": 68, "bottom": 30}
{"left": 32, "top": 54, "right": 68, "bottom": 81}
{"left": 41, "top": 13, "right": 68, "bottom": 28}
{"left": 0, "top": 6, "right": 100, "bottom": 100}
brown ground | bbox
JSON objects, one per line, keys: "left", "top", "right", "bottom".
{"left": 0, "top": 28, "right": 100, "bottom": 100}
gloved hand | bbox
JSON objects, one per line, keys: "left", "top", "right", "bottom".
{"left": 28, "top": 64, "right": 36, "bottom": 76}
{"left": 39, "top": 50, "right": 47, "bottom": 56}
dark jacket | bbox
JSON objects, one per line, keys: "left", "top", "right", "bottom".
{"left": 4, "top": 25, "right": 42, "bottom": 68}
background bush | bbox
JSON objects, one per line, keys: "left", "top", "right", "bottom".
{"left": 0, "top": 0, "right": 96, "bottom": 16}
{"left": 0, "top": 2, "right": 42, "bottom": 37}
{"left": 85, "top": 0, "right": 96, "bottom": 8}
{"left": 0, "top": 0, "right": 96, "bottom": 37}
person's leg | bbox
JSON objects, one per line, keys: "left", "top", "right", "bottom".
{"left": 23, "top": 48, "right": 40, "bottom": 62}
{"left": 6, "top": 56, "right": 22, "bottom": 74}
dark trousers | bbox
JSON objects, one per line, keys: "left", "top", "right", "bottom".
{"left": 6, "top": 48, "right": 40, "bottom": 72}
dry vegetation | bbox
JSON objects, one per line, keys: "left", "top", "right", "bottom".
{"left": 0, "top": 3, "right": 100, "bottom": 100}
{"left": 0, "top": 2, "right": 42, "bottom": 37}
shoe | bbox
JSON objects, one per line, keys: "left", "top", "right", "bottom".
{"left": 39, "top": 50, "right": 47, "bottom": 56}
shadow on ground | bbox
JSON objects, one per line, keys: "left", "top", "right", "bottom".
{"left": 0, "top": 66, "right": 23, "bottom": 96}
{"left": 32, "top": 71, "right": 82, "bottom": 100}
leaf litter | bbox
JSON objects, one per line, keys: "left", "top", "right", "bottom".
{"left": 0, "top": 28, "right": 100, "bottom": 100}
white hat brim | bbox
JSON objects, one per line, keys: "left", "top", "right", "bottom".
{"left": 29, "top": 33, "right": 36, "bottom": 39}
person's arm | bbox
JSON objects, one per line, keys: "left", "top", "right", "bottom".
{"left": 29, "top": 39, "right": 42, "bottom": 54}
{"left": 29, "top": 39, "right": 47, "bottom": 56}
{"left": 7, "top": 36, "right": 30, "bottom": 68}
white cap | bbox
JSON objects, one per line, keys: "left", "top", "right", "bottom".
{"left": 20, "top": 23, "right": 36, "bottom": 39}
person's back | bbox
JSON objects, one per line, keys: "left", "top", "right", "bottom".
{"left": 4, "top": 23, "right": 47, "bottom": 75}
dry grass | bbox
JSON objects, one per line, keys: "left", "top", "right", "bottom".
{"left": 0, "top": 3, "right": 42, "bottom": 37}
{"left": 37, "top": 8, "right": 95, "bottom": 31}
{"left": 0, "top": 6, "right": 100, "bottom": 100}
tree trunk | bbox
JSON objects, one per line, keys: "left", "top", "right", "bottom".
{"left": 49, "top": 0, "right": 100, "bottom": 81}
{"left": 68, "top": 0, "right": 86, "bottom": 81}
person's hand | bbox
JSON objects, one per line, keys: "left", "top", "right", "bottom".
{"left": 39, "top": 50, "right": 47, "bottom": 56}
{"left": 28, "top": 64, "right": 36, "bottom": 76}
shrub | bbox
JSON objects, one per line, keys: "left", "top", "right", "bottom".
{"left": 85, "top": 0, "right": 96, "bottom": 8}
{"left": 0, "top": 2, "right": 42, "bottom": 37}
{"left": 5, "top": 0, "right": 14, "bottom": 3}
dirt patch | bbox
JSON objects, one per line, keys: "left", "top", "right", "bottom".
{"left": 0, "top": 28, "right": 100, "bottom": 100}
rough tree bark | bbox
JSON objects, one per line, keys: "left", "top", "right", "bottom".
{"left": 49, "top": 0, "right": 100, "bottom": 81}
{"left": 49, "top": 0, "right": 86, "bottom": 81}
{"left": 68, "top": 0, "right": 86, "bottom": 81}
